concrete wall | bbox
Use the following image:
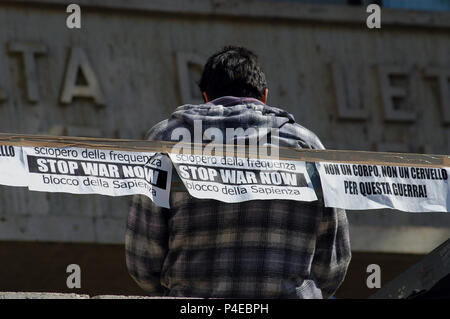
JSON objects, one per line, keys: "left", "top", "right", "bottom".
{"left": 0, "top": 0, "right": 449, "bottom": 253}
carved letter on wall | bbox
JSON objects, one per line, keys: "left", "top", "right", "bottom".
{"left": 425, "top": 67, "right": 450, "bottom": 125}
{"left": 176, "top": 52, "right": 205, "bottom": 105}
{"left": 330, "top": 63, "right": 368, "bottom": 120}
{"left": 377, "top": 65, "right": 416, "bottom": 122}
{"left": 60, "top": 47, "right": 105, "bottom": 106}
{"left": 8, "top": 42, "right": 47, "bottom": 103}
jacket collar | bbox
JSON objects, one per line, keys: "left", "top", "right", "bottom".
{"left": 208, "top": 96, "right": 266, "bottom": 107}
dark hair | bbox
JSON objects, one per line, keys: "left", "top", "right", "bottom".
{"left": 198, "top": 46, "right": 267, "bottom": 100}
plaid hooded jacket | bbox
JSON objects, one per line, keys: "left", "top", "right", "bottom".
{"left": 125, "top": 96, "right": 351, "bottom": 298}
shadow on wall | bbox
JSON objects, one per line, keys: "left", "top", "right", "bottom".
{"left": 0, "top": 241, "right": 424, "bottom": 299}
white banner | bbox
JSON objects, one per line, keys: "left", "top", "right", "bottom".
{"left": 169, "top": 153, "right": 318, "bottom": 203}
{"left": 316, "top": 162, "right": 450, "bottom": 212}
{"left": 21, "top": 146, "right": 172, "bottom": 208}
{"left": 0, "top": 145, "right": 28, "bottom": 187}
{"left": 3, "top": 142, "right": 450, "bottom": 212}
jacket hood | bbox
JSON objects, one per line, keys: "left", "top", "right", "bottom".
{"left": 147, "top": 97, "right": 324, "bottom": 150}
{"left": 170, "top": 100, "right": 296, "bottom": 131}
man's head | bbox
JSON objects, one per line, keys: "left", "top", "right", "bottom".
{"left": 198, "top": 46, "right": 268, "bottom": 103}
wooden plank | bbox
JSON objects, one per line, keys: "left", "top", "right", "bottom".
{"left": 1, "top": 133, "right": 448, "bottom": 168}
{"left": 369, "top": 239, "right": 450, "bottom": 299}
